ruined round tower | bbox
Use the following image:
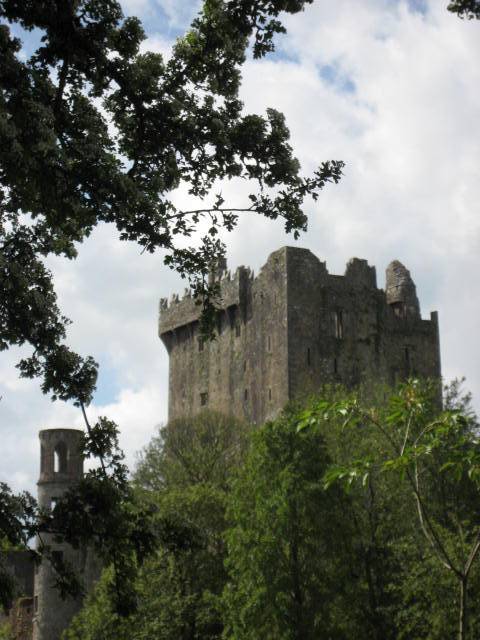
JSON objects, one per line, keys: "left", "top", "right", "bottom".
{"left": 33, "top": 429, "right": 86, "bottom": 640}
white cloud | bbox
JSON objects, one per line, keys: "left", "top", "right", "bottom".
{"left": 153, "top": 0, "right": 201, "bottom": 29}
{"left": 2, "top": 0, "right": 480, "bottom": 497}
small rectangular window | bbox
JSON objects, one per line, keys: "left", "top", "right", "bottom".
{"left": 244, "top": 389, "right": 248, "bottom": 401}
{"left": 235, "top": 323, "right": 241, "bottom": 337}
{"left": 267, "top": 335, "right": 271, "bottom": 351}
{"left": 268, "top": 388, "right": 272, "bottom": 401}
{"left": 243, "top": 360, "right": 247, "bottom": 372}
{"left": 198, "top": 337, "right": 204, "bottom": 352}
{"left": 334, "top": 358, "right": 338, "bottom": 374}
{"left": 334, "top": 311, "right": 344, "bottom": 339}
{"left": 34, "top": 596, "right": 38, "bottom": 613}
{"left": 200, "top": 392, "right": 208, "bottom": 406}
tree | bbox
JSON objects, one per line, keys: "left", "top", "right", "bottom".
{"left": 65, "top": 410, "right": 250, "bottom": 639}
{"left": 65, "top": 389, "right": 480, "bottom": 638}
{"left": 302, "top": 380, "right": 480, "bottom": 640}
{"left": 134, "top": 409, "right": 250, "bottom": 492}
{"left": 448, "top": 0, "right": 480, "bottom": 19}
{"left": 0, "top": 0, "right": 343, "bottom": 614}
{"left": 223, "top": 407, "right": 362, "bottom": 640}
{"left": 0, "top": 0, "right": 343, "bottom": 406}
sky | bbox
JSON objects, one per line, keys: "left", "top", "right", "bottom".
{"left": 1, "top": 0, "right": 479, "bottom": 495}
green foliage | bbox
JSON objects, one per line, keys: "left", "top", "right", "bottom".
{"left": 0, "top": 0, "right": 342, "bottom": 614}
{"left": 0, "top": 0, "right": 342, "bottom": 404}
{"left": 0, "top": 621, "right": 12, "bottom": 640}
{"left": 0, "top": 486, "right": 37, "bottom": 611}
{"left": 392, "top": 539, "right": 480, "bottom": 639}
{"left": 223, "top": 408, "right": 362, "bottom": 639}
{"left": 300, "top": 379, "right": 480, "bottom": 639}
{"left": 65, "top": 384, "right": 480, "bottom": 639}
{"left": 134, "top": 410, "right": 250, "bottom": 492}
{"left": 66, "top": 411, "right": 250, "bottom": 639}
{"left": 448, "top": 0, "right": 480, "bottom": 19}
{"left": 0, "top": 0, "right": 343, "bottom": 613}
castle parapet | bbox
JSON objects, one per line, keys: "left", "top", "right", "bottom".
{"left": 344, "top": 258, "right": 377, "bottom": 288}
{"left": 158, "top": 265, "right": 251, "bottom": 336}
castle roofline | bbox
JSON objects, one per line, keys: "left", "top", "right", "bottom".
{"left": 39, "top": 428, "right": 84, "bottom": 436}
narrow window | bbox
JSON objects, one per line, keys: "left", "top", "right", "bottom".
{"left": 200, "top": 392, "right": 208, "bottom": 406}
{"left": 334, "top": 358, "right": 338, "bottom": 374}
{"left": 40, "top": 445, "right": 46, "bottom": 473}
{"left": 244, "top": 389, "right": 248, "bottom": 401}
{"left": 235, "top": 323, "right": 241, "bottom": 337}
{"left": 198, "top": 337, "right": 204, "bottom": 352}
{"left": 268, "top": 388, "right": 272, "bottom": 401}
{"left": 267, "top": 335, "right": 271, "bottom": 351}
{"left": 243, "top": 360, "right": 247, "bottom": 372}
{"left": 34, "top": 596, "right": 38, "bottom": 613}
{"left": 54, "top": 442, "right": 67, "bottom": 473}
{"left": 334, "top": 311, "right": 344, "bottom": 339}
{"left": 50, "top": 496, "right": 58, "bottom": 511}
{"left": 393, "top": 302, "right": 406, "bottom": 318}
{"left": 307, "top": 348, "right": 311, "bottom": 366}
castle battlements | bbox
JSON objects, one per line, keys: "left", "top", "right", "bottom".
{"left": 159, "top": 265, "right": 254, "bottom": 335}
{"left": 159, "top": 246, "right": 441, "bottom": 425}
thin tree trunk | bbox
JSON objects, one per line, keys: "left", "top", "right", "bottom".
{"left": 458, "top": 576, "right": 467, "bottom": 640}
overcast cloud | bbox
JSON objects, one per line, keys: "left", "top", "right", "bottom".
{"left": 1, "top": 0, "right": 479, "bottom": 495}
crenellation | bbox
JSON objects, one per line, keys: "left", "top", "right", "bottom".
{"left": 160, "top": 246, "right": 441, "bottom": 425}
{"left": 344, "top": 257, "right": 377, "bottom": 288}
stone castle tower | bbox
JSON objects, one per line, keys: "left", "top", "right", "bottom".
{"left": 33, "top": 429, "right": 97, "bottom": 640}
{"left": 159, "top": 247, "right": 441, "bottom": 424}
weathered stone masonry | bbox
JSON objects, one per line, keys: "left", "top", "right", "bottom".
{"left": 159, "top": 246, "right": 441, "bottom": 425}
{"left": 33, "top": 429, "right": 100, "bottom": 640}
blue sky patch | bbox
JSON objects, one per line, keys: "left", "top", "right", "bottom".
{"left": 93, "top": 361, "right": 123, "bottom": 406}
{"left": 319, "top": 63, "right": 356, "bottom": 95}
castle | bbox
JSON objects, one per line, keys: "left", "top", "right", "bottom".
{"left": 2, "top": 246, "right": 441, "bottom": 639}
{"left": 2, "top": 430, "right": 100, "bottom": 640}
{"left": 159, "top": 246, "right": 441, "bottom": 424}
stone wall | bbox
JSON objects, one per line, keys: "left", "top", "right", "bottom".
{"left": 159, "top": 246, "right": 441, "bottom": 425}
{"left": 160, "top": 249, "right": 290, "bottom": 424}
{"left": 10, "top": 598, "right": 34, "bottom": 640}
{"left": 34, "top": 429, "right": 101, "bottom": 640}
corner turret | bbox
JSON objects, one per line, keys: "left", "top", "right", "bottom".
{"left": 386, "top": 260, "right": 420, "bottom": 318}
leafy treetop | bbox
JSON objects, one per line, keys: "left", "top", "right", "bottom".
{"left": 0, "top": 0, "right": 343, "bottom": 406}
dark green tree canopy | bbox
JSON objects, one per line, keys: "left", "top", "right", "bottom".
{"left": 448, "top": 0, "right": 480, "bottom": 19}
{"left": 0, "top": 0, "right": 343, "bottom": 404}
{"left": 0, "top": 0, "right": 345, "bottom": 616}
